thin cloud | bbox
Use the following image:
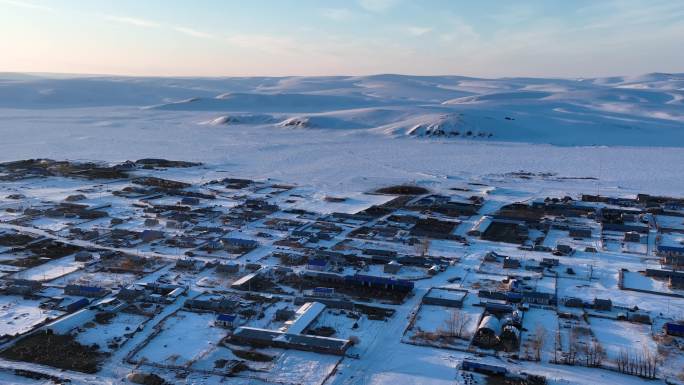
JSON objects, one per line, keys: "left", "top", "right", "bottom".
{"left": 174, "top": 26, "right": 214, "bottom": 39}
{"left": 406, "top": 26, "right": 432, "bottom": 36}
{"left": 321, "top": 8, "right": 354, "bottom": 21}
{"left": 105, "top": 15, "right": 160, "bottom": 28}
{"left": 0, "top": 0, "right": 52, "bottom": 12}
{"left": 358, "top": 0, "right": 399, "bottom": 13}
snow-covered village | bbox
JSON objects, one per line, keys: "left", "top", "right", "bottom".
{"left": 0, "top": 157, "right": 682, "bottom": 385}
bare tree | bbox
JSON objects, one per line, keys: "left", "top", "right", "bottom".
{"left": 416, "top": 238, "right": 431, "bottom": 257}
{"left": 530, "top": 324, "right": 546, "bottom": 362}
{"left": 443, "top": 309, "right": 466, "bottom": 338}
{"left": 585, "top": 339, "right": 604, "bottom": 367}
{"left": 643, "top": 344, "right": 658, "bottom": 379}
{"left": 566, "top": 326, "right": 578, "bottom": 365}
{"left": 617, "top": 348, "right": 628, "bottom": 373}
{"left": 553, "top": 329, "right": 561, "bottom": 364}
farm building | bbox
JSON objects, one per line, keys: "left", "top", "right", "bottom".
{"left": 65, "top": 298, "right": 90, "bottom": 312}
{"left": 593, "top": 298, "right": 612, "bottom": 311}
{"left": 474, "top": 315, "right": 500, "bottom": 347}
{"left": 307, "top": 258, "right": 329, "bottom": 271}
{"left": 221, "top": 237, "right": 259, "bottom": 250}
{"left": 140, "top": 229, "right": 164, "bottom": 242}
{"left": 664, "top": 322, "right": 684, "bottom": 337}
{"left": 64, "top": 284, "right": 108, "bottom": 297}
{"left": 282, "top": 301, "right": 326, "bottom": 335}
{"left": 461, "top": 360, "right": 507, "bottom": 375}
{"left": 383, "top": 260, "right": 402, "bottom": 274}
{"left": 422, "top": 287, "right": 466, "bottom": 308}
{"left": 231, "top": 326, "right": 351, "bottom": 355}
{"left": 521, "top": 291, "right": 555, "bottom": 306}
{"left": 215, "top": 314, "right": 237, "bottom": 328}
{"left": 216, "top": 262, "right": 240, "bottom": 273}
{"left": 345, "top": 274, "right": 414, "bottom": 293}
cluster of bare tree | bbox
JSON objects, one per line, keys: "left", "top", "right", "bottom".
{"left": 551, "top": 325, "right": 659, "bottom": 379}
{"left": 442, "top": 309, "right": 467, "bottom": 339}
{"left": 525, "top": 325, "right": 546, "bottom": 361}
{"left": 581, "top": 339, "right": 605, "bottom": 367}
{"left": 616, "top": 346, "right": 658, "bottom": 379}
{"left": 415, "top": 238, "right": 431, "bottom": 257}
{"left": 552, "top": 325, "right": 604, "bottom": 367}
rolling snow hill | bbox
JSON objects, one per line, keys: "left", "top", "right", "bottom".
{"left": 0, "top": 72, "right": 682, "bottom": 146}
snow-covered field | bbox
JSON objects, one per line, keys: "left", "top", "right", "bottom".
{"left": 75, "top": 312, "right": 148, "bottom": 353}
{"left": 589, "top": 317, "right": 656, "bottom": 360}
{"left": 0, "top": 73, "right": 683, "bottom": 198}
{"left": 11, "top": 255, "right": 85, "bottom": 282}
{"left": 0, "top": 296, "right": 63, "bottom": 337}
{"left": 133, "top": 311, "right": 226, "bottom": 366}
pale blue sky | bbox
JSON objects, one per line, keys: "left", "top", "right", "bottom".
{"left": 1, "top": 0, "right": 682, "bottom": 77}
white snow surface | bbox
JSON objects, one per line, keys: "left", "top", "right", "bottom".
{"left": 0, "top": 72, "right": 683, "bottom": 195}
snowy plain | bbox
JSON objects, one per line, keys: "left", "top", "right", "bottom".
{"left": 1, "top": 72, "right": 684, "bottom": 197}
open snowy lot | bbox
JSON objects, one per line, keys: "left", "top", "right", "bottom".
{"left": 0, "top": 296, "right": 63, "bottom": 337}
{"left": 75, "top": 312, "right": 148, "bottom": 353}
{"left": 132, "top": 311, "right": 226, "bottom": 367}
{"left": 11, "top": 255, "right": 85, "bottom": 282}
{"left": 589, "top": 317, "right": 656, "bottom": 361}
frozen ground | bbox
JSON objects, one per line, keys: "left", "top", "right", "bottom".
{"left": 0, "top": 73, "right": 683, "bottom": 197}
{"left": 0, "top": 296, "right": 63, "bottom": 337}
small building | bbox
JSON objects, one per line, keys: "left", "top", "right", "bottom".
{"left": 461, "top": 360, "right": 507, "bottom": 376}
{"left": 522, "top": 291, "right": 555, "bottom": 306}
{"left": 5, "top": 279, "right": 43, "bottom": 295}
{"left": 231, "top": 272, "right": 260, "bottom": 290}
{"left": 144, "top": 218, "right": 159, "bottom": 227}
{"left": 282, "top": 302, "right": 326, "bottom": 335}
{"left": 166, "top": 220, "right": 181, "bottom": 229}
{"left": 117, "top": 285, "right": 144, "bottom": 301}
{"left": 503, "top": 257, "right": 521, "bottom": 269}
{"left": 383, "top": 260, "right": 402, "bottom": 274}
{"left": 500, "top": 324, "right": 520, "bottom": 351}
{"left": 624, "top": 231, "right": 641, "bottom": 243}
{"left": 569, "top": 227, "right": 592, "bottom": 239}
{"left": 474, "top": 315, "right": 500, "bottom": 347}
{"left": 65, "top": 298, "right": 90, "bottom": 312}
{"left": 175, "top": 258, "right": 196, "bottom": 270}
{"left": 216, "top": 313, "right": 237, "bottom": 328}
{"left": 216, "top": 262, "right": 240, "bottom": 274}
{"left": 593, "top": 298, "right": 612, "bottom": 311}
{"left": 231, "top": 326, "right": 351, "bottom": 355}
{"left": 140, "top": 229, "right": 164, "bottom": 242}
{"left": 345, "top": 274, "right": 414, "bottom": 293}
{"left": 181, "top": 197, "right": 200, "bottom": 205}
{"left": 184, "top": 297, "right": 239, "bottom": 313}
{"left": 664, "top": 322, "right": 684, "bottom": 337}
{"left": 556, "top": 244, "right": 573, "bottom": 255}
{"left": 222, "top": 237, "right": 259, "bottom": 250}
{"left": 468, "top": 216, "right": 492, "bottom": 236}
{"left": 64, "top": 284, "right": 107, "bottom": 298}
{"left": 307, "top": 258, "right": 329, "bottom": 271}
{"left": 541, "top": 258, "right": 560, "bottom": 267}
{"left": 65, "top": 194, "right": 87, "bottom": 202}
{"left": 312, "top": 287, "right": 335, "bottom": 298}
{"left": 276, "top": 308, "right": 296, "bottom": 321}
{"left": 74, "top": 251, "right": 93, "bottom": 262}
{"left": 422, "top": 287, "right": 466, "bottom": 308}
{"left": 563, "top": 297, "right": 584, "bottom": 308}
